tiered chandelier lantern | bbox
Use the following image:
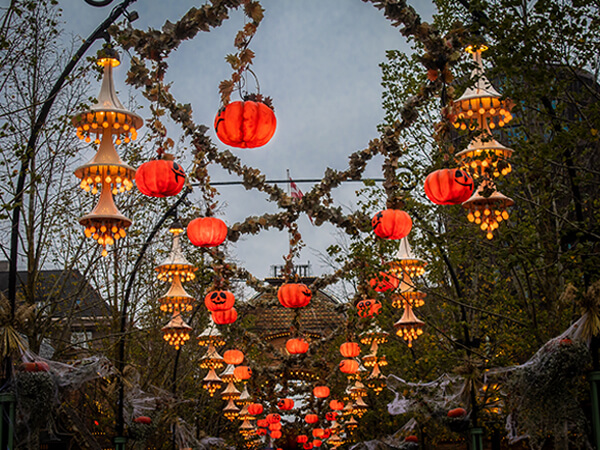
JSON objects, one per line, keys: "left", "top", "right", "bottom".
{"left": 197, "top": 320, "right": 226, "bottom": 347}
{"left": 199, "top": 343, "right": 225, "bottom": 370}
{"left": 365, "top": 363, "right": 387, "bottom": 395}
{"left": 161, "top": 312, "right": 192, "bottom": 350}
{"left": 394, "top": 305, "right": 425, "bottom": 348}
{"left": 202, "top": 368, "right": 223, "bottom": 397}
{"left": 463, "top": 180, "right": 514, "bottom": 240}
{"left": 73, "top": 48, "right": 142, "bottom": 256}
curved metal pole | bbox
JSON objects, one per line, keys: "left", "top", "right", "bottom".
{"left": 115, "top": 187, "right": 192, "bottom": 448}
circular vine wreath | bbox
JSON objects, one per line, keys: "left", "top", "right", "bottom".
{"left": 111, "top": 0, "right": 467, "bottom": 299}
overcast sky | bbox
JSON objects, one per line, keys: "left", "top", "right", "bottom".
{"left": 52, "top": 0, "right": 435, "bottom": 285}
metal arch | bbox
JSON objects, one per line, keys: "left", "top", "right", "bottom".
{"left": 84, "top": 0, "right": 116, "bottom": 6}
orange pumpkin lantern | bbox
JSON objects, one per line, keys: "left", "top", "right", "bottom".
{"left": 372, "top": 209, "right": 412, "bottom": 240}
{"left": 257, "top": 419, "right": 269, "bottom": 428}
{"left": 214, "top": 100, "right": 277, "bottom": 149}
{"left": 313, "top": 386, "right": 330, "bottom": 398}
{"left": 277, "top": 398, "right": 294, "bottom": 411}
{"left": 305, "top": 414, "right": 319, "bottom": 424}
{"left": 204, "top": 290, "right": 235, "bottom": 312}
{"left": 297, "top": 435, "right": 308, "bottom": 444}
{"left": 312, "top": 429, "right": 324, "bottom": 438}
{"left": 278, "top": 283, "right": 312, "bottom": 308}
{"left": 133, "top": 416, "right": 152, "bottom": 424}
{"left": 269, "top": 422, "right": 282, "bottom": 431}
{"left": 248, "top": 403, "right": 264, "bottom": 416}
{"left": 339, "top": 359, "right": 359, "bottom": 374}
{"left": 329, "top": 400, "right": 344, "bottom": 411}
{"left": 211, "top": 308, "right": 237, "bottom": 325}
{"left": 325, "top": 412, "right": 337, "bottom": 421}
{"left": 356, "top": 299, "right": 382, "bottom": 318}
{"left": 270, "top": 430, "right": 282, "bottom": 439}
{"left": 369, "top": 272, "right": 400, "bottom": 292}
{"left": 234, "top": 365, "right": 252, "bottom": 381}
{"left": 448, "top": 407, "right": 467, "bottom": 418}
{"left": 266, "top": 413, "right": 281, "bottom": 424}
{"left": 405, "top": 435, "right": 418, "bottom": 443}
{"left": 424, "top": 169, "right": 474, "bottom": 205}
{"left": 321, "top": 429, "right": 331, "bottom": 439}
{"left": 312, "top": 440, "right": 322, "bottom": 447}
{"left": 303, "top": 444, "right": 313, "bottom": 450}
{"left": 136, "top": 159, "right": 186, "bottom": 198}
{"left": 286, "top": 338, "right": 309, "bottom": 354}
{"left": 223, "top": 349, "right": 244, "bottom": 365}
{"left": 187, "top": 217, "right": 227, "bottom": 247}
{"left": 340, "top": 342, "right": 360, "bottom": 358}
{"left": 257, "top": 428, "right": 267, "bottom": 436}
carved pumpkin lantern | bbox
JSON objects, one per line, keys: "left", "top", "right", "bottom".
{"left": 136, "top": 156, "right": 186, "bottom": 198}
{"left": 256, "top": 428, "right": 267, "bottom": 436}
{"left": 204, "top": 290, "right": 235, "bottom": 312}
{"left": 234, "top": 365, "right": 252, "bottom": 381}
{"left": 313, "top": 386, "right": 330, "bottom": 398}
{"left": 187, "top": 217, "right": 227, "bottom": 247}
{"left": 305, "top": 414, "right": 319, "bottom": 424}
{"left": 356, "top": 299, "right": 382, "bottom": 318}
{"left": 211, "top": 308, "right": 237, "bottom": 325}
{"left": 297, "top": 435, "right": 308, "bottom": 444}
{"left": 340, "top": 342, "right": 360, "bottom": 358}
{"left": 223, "top": 349, "right": 244, "bottom": 365}
{"left": 278, "top": 283, "right": 312, "bottom": 308}
{"left": 424, "top": 168, "right": 474, "bottom": 205}
{"left": 286, "top": 338, "right": 309, "bottom": 354}
{"left": 277, "top": 398, "right": 294, "bottom": 411}
{"left": 214, "top": 100, "right": 277, "bottom": 149}
{"left": 368, "top": 272, "right": 400, "bottom": 292}
{"left": 266, "top": 413, "right": 281, "bottom": 424}
{"left": 329, "top": 400, "right": 344, "bottom": 411}
{"left": 371, "top": 209, "right": 412, "bottom": 240}
{"left": 339, "top": 359, "right": 359, "bottom": 374}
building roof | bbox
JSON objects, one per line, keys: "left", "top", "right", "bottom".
{"left": 0, "top": 266, "right": 109, "bottom": 320}
{"left": 243, "top": 276, "right": 346, "bottom": 340}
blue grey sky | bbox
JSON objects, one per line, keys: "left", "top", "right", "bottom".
{"left": 56, "top": 1, "right": 435, "bottom": 283}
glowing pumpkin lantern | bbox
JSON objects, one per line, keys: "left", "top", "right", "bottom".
{"left": 136, "top": 158, "right": 186, "bottom": 198}
{"left": 234, "top": 365, "right": 252, "bottom": 381}
{"left": 211, "top": 308, "right": 237, "bottom": 325}
{"left": 369, "top": 272, "right": 400, "bottom": 292}
{"left": 286, "top": 338, "right": 309, "bottom": 354}
{"left": 277, "top": 398, "right": 294, "bottom": 411}
{"left": 313, "top": 386, "right": 330, "bottom": 398}
{"left": 214, "top": 100, "right": 277, "bottom": 149}
{"left": 340, "top": 342, "right": 360, "bottom": 358}
{"left": 278, "top": 283, "right": 312, "bottom": 308}
{"left": 339, "top": 359, "right": 359, "bottom": 374}
{"left": 266, "top": 413, "right": 281, "bottom": 424}
{"left": 248, "top": 403, "right": 263, "bottom": 416}
{"left": 329, "top": 400, "right": 344, "bottom": 411}
{"left": 305, "top": 414, "right": 319, "bottom": 424}
{"left": 223, "top": 349, "right": 244, "bottom": 365}
{"left": 270, "top": 430, "right": 282, "bottom": 439}
{"left": 356, "top": 299, "right": 382, "bottom": 318}
{"left": 371, "top": 209, "right": 412, "bottom": 240}
{"left": 424, "top": 169, "right": 474, "bottom": 205}
{"left": 204, "top": 290, "right": 235, "bottom": 312}
{"left": 187, "top": 217, "right": 227, "bottom": 247}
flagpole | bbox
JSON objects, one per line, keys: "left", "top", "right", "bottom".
{"left": 286, "top": 169, "right": 293, "bottom": 270}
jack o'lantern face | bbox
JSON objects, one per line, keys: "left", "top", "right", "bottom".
{"left": 171, "top": 162, "right": 186, "bottom": 182}
{"left": 357, "top": 299, "right": 382, "bottom": 318}
{"left": 454, "top": 169, "right": 473, "bottom": 189}
{"left": 204, "top": 290, "right": 235, "bottom": 312}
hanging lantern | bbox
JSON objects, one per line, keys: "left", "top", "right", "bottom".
{"left": 278, "top": 283, "right": 312, "bottom": 308}
{"left": 339, "top": 359, "right": 359, "bottom": 375}
{"left": 161, "top": 312, "right": 192, "bottom": 350}
{"left": 361, "top": 340, "right": 380, "bottom": 368}
{"left": 248, "top": 403, "right": 263, "bottom": 416}
{"left": 463, "top": 181, "right": 513, "bottom": 239}
{"left": 136, "top": 155, "right": 186, "bottom": 198}
{"left": 366, "top": 363, "right": 387, "bottom": 395}
{"left": 234, "top": 365, "right": 252, "bottom": 381}
{"left": 329, "top": 400, "right": 344, "bottom": 411}
{"left": 214, "top": 100, "right": 277, "bottom": 149}
{"left": 155, "top": 225, "right": 197, "bottom": 283}
{"left": 354, "top": 396, "right": 368, "bottom": 417}
{"left": 266, "top": 413, "right": 281, "bottom": 424}
{"left": 350, "top": 380, "right": 368, "bottom": 399}
{"left": 237, "top": 384, "right": 252, "bottom": 406}
{"left": 340, "top": 342, "right": 360, "bottom": 358}
{"left": 199, "top": 343, "right": 225, "bottom": 370}
{"left": 371, "top": 209, "right": 412, "bottom": 240}
{"left": 326, "top": 412, "right": 338, "bottom": 421}
{"left": 297, "top": 435, "right": 309, "bottom": 444}
{"left": 187, "top": 217, "right": 228, "bottom": 247}
{"left": 224, "top": 398, "right": 241, "bottom": 420}
{"left": 328, "top": 435, "right": 344, "bottom": 448}
{"left": 405, "top": 435, "right": 419, "bottom": 443}
{"left": 456, "top": 136, "right": 513, "bottom": 179}
{"left": 270, "top": 430, "right": 282, "bottom": 440}
{"left": 394, "top": 304, "right": 424, "bottom": 347}
{"left": 158, "top": 274, "right": 195, "bottom": 313}
{"left": 312, "top": 439, "right": 322, "bottom": 448}
{"left": 277, "top": 398, "right": 294, "bottom": 411}
{"left": 239, "top": 418, "right": 255, "bottom": 436}
{"left": 204, "top": 290, "right": 235, "bottom": 312}
{"left": 356, "top": 298, "right": 382, "bottom": 318}
{"left": 424, "top": 169, "right": 474, "bottom": 205}
{"left": 73, "top": 52, "right": 142, "bottom": 256}
{"left": 197, "top": 320, "right": 226, "bottom": 347}
{"left": 303, "top": 444, "right": 314, "bottom": 450}
{"left": 286, "top": 338, "right": 309, "bottom": 354}
{"left": 257, "top": 419, "right": 268, "bottom": 428}
{"left": 448, "top": 407, "right": 468, "bottom": 418}
{"left": 312, "top": 429, "right": 324, "bottom": 439}
{"left": 313, "top": 386, "right": 330, "bottom": 398}
{"left": 269, "top": 422, "right": 282, "bottom": 431}
{"left": 368, "top": 271, "right": 400, "bottom": 292}
{"left": 359, "top": 325, "right": 389, "bottom": 346}
{"left": 451, "top": 45, "right": 513, "bottom": 131}
{"left": 212, "top": 307, "right": 238, "bottom": 325}
{"left": 345, "top": 416, "right": 359, "bottom": 431}
{"left": 202, "top": 368, "right": 223, "bottom": 396}
{"left": 221, "top": 381, "right": 241, "bottom": 400}
{"left": 223, "top": 349, "right": 245, "bottom": 365}
{"left": 305, "top": 414, "right": 318, "bottom": 424}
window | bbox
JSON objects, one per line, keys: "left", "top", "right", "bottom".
{"left": 71, "top": 331, "right": 93, "bottom": 349}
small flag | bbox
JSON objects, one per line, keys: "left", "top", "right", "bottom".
{"left": 288, "top": 171, "right": 313, "bottom": 224}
